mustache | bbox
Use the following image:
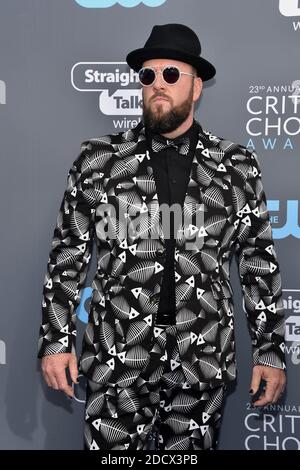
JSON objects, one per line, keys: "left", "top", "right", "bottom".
{"left": 151, "top": 94, "right": 170, "bottom": 101}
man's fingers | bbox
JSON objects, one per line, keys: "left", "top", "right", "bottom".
{"left": 253, "top": 377, "right": 279, "bottom": 406}
{"left": 42, "top": 363, "right": 63, "bottom": 391}
{"left": 55, "top": 368, "right": 74, "bottom": 397}
{"left": 52, "top": 370, "right": 74, "bottom": 397}
{"left": 253, "top": 392, "right": 274, "bottom": 407}
{"left": 272, "top": 388, "right": 284, "bottom": 404}
{"left": 250, "top": 366, "right": 287, "bottom": 406}
{"left": 59, "top": 383, "right": 74, "bottom": 398}
{"left": 253, "top": 397, "right": 268, "bottom": 407}
{"left": 41, "top": 353, "right": 77, "bottom": 397}
{"left": 45, "top": 372, "right": 60, "bottom": 390}
{"left": 43, "top": 372, "right": 54, "bottom": 389}
{"left": 42, "top": 371, "right": 52, "bottom": 388}
{"left": 250, "top": 366, "right": 262, "bottom": 395}
{"left": 69, "top": 355, "right": 79, "bottom": 385}
{"left": 269, "top": 379, "right": 286, "bottom": 404}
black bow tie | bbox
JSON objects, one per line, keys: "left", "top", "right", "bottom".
{"left": 151, "top": 134, "right": 191, "bottom": 156}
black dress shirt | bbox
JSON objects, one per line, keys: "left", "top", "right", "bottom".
{"left": 145, "top": 119, "right": 199, "bottom": 325}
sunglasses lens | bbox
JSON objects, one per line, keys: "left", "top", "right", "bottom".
{"left": 163, "top": 67, "right": 180, "bottom": 84}
{"left": 139, "top": 68, "right": 155, "bottom": 86}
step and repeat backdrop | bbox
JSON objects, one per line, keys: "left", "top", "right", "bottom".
{"left": 0, "top": 0, "right": 299, "bottom": 450}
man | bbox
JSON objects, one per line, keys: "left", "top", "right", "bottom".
{"left": 38, "top": 24, "right": 286, "bottom": 450}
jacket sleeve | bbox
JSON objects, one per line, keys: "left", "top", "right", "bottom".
{"left": 235, "top": 148, "right": 286, "bottom": 370}
{"left": 37, "top": 142, "right": 95, "bottom": 358}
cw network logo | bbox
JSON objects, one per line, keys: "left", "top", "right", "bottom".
{"left": 0, "top": 79, "right": 6, "bottom": 104}
{"left": 76, "top": 287, "right": 92, "bottom": 324}
{"left": 75, "top": 0, "right": 167, "bottom": 7}
{"left": 279, "top": 0, "right": 300, "bottom": 16}
{"left": 268, "top": 200, "right": 300, "bottom": 239}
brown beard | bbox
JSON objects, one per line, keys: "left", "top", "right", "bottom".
{"left": 142, "top": 83, "right": 194, "bottom": 134}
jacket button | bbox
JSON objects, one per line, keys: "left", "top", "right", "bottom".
{"left": 149, "top": 293, "right": 158, "bottom": 304}
{"left": 156, "top": 248, "right": 165, "bottom": 257}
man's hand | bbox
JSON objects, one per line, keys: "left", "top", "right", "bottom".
{"left": 41, "top": 353, "right": 79, "bottom": 398}
{"left": 250, "top": 365, "right": 286, "bottom": 407}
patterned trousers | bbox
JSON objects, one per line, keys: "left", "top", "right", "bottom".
{"left": 84, "top": 324, "right": 226, "bottom": 450}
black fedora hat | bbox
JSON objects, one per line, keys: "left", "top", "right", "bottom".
{"left": 126, "top": 23, "right": 216, "bottom": 82}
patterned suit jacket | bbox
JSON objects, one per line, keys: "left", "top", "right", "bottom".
{"left": 38, "top": 119, "right": 286, "bottom": 389}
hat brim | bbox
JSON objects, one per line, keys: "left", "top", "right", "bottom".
{"left": 126, "top": 47, "right": 216, "bottom": 81}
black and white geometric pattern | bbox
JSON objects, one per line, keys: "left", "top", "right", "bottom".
{"left": 38, "top": 119, "right": 286, "bottom": 390}
{"left": 84, "top": 324, "right": 225, "bottom": 450}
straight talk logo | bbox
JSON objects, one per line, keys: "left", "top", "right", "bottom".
{"left": 0, "top": 339, "right": 6, "bottom": 365}
{"left": 0, "top": 80, "right": 6, "bottom": 104}
{"left": 71, "top": 62, "right": 141, "bottom": 115}
{"left": 279, "top": 0, "right": 300, "bottom": 16}
{"left": 283, "top": 289, "right": 300, "bottom": 365}
{"left": 279, "top": 0, "right": 300, "bottom": 30}
{"left": 71, "top": 62, "right": 142, "bottom": 129}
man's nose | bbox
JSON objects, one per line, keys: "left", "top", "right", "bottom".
{"left": 153, "top": 71, "right": 166, "bottom": 89}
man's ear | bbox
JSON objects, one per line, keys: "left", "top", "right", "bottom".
{"left": 193, "top": 77, "right": 203, "bottom": 101}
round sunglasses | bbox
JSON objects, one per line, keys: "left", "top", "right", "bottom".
{"left": 138, "top": 65, "right": 196, "bottom": 87}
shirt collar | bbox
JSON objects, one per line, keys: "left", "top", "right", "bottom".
{"left": 145, "top": 119, "right": 198, "bottom": 156}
